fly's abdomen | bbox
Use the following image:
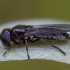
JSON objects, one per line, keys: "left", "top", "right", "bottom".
{"left": 36, "top": 32, "right": 69, "bottom": 40}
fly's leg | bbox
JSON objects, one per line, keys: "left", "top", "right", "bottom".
{"left": 3, "top": 46, "right": 11, "bottom": 56}
{"left": 30, "top": 38, "right": 40, "bottom": 43}
{"left": 25, "top": 37, "right": 30, "bottom": 60}
{"left": 41, "top": 39, "right": 66, "bottom": 55}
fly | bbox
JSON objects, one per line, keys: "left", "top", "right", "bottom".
{"left": 0, "top": 24, "right": 70, "bottom": 60}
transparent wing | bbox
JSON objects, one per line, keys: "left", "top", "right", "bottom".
{"left": 27, "top": 24, "right": 70, "bottom": 34}
{"left": 25, "top": 24, "right": 70, "bottom": 38}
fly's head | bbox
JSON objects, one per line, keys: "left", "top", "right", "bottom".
{"left": 0, "top": 29, "right": 12, "bottom": 47}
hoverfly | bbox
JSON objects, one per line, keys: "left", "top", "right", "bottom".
{"left": 0, "top": 24, "right": 70, "bottom": 60}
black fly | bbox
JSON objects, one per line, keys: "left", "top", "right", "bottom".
{"left": 0, "top": 24, "right": 70, "bottom": 60}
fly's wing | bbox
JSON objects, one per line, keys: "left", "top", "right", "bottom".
{"left": 25, "top": 24, "right": 70, "bottom": 40}
{"left": 32, "top": 24, "right": 70, "bottom": 32}
{"left": 26, "top": 24, "right": 70, "bottom": 34}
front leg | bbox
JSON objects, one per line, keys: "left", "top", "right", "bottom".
{"left": 3, "top": 46, "right": 11, "bottom": 56}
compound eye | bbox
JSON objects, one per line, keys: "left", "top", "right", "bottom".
{"left": 1, "top": 29, "right": 11, "bottom": 46}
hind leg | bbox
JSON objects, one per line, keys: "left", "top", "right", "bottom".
{"left": 41, "top": 38, "right": 66, "bottom": 55}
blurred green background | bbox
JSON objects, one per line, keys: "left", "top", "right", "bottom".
{"left": 0, "top": 0, "right": 70, "bottom": 70}
{"left": 0, "top": 0, "right": 70, "bottom": 23}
